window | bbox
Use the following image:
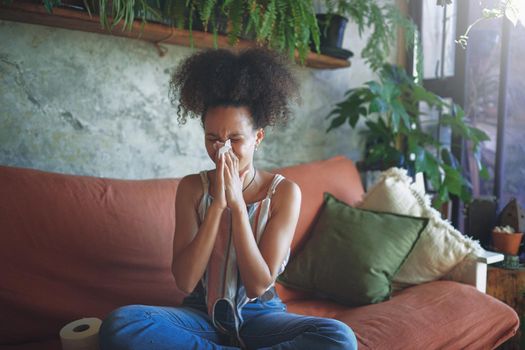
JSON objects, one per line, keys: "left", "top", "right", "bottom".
{"left": 465, "top": 2, "right": 525, "bottom": 210}
{"left": 411, "top": 0, "right": 525, "bottom": 229}
{"left": 421, "top": 1, "right": 457, "bottom": 79}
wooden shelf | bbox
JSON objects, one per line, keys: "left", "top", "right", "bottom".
{"left": 0, "top": 1, "right": 351, "bottom": 70}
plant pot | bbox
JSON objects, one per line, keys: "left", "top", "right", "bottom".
{"left": 57, "top": 0, "right": 88, "bottom": 11}
{"left": 135, "top": 0, "right": 173, "bottom": 26}
{"left": 316, "top": 14, "right": 348, "bottom": 48}
{"left": 310, "top": 14, "right": 353, "bottom": 60}
{"left": 492, "top": 231, "right": 523, "bottom": 255}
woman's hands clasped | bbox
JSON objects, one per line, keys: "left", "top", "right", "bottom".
{"left": 212, "top": 151, "right": 228, "bottom": 210}
{"left": 214, "top": 147, "right": 250, "bottom": 211}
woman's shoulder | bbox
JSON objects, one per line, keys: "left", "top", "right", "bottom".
{"left": 179, "top": 172, "right": 203, "bottom": 186}
{"left": 260, "top": 172, "right": 301, "bottom": 216}
{"left": 261, "top": 171, "right": 301, "bottom": 200}
{"left": 177, "top": 172, "right": 208, "bottom": 199}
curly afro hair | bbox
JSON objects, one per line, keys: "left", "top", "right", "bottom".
{"left": 169, "top": 48, "right": 299, "bottom": 129}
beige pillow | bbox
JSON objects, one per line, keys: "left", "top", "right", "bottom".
{"left": 357, "top": 168, "right": 482, "bottom": 289}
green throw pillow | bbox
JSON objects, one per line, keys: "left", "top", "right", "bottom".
{"left": 278, "top": 192, "right": 428, "bottom": 306}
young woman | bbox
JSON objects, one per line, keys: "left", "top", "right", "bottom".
{"left": 99, "top": 48, "right": 357, "bottom": 350}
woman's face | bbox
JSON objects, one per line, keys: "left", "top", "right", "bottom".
{"left": 203, "top": 106, "right": 264, "bottom": 172}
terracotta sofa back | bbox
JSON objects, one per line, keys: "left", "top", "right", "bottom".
{"left": 0, "top": 166, "right": 183, "bottom": 344}
{"left": 0, "top": 156, "right": 364, "bottom": 345}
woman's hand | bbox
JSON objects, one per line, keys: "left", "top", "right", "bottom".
{"left": 223, "top": 150, "right": 249, "bottom": 210}
{"left": 212, "top": 153, "right": 228, "bottom": 210}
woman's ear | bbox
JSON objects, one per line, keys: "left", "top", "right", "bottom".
{"left": 255, "top": 128, "right": 265, "bottom": 149}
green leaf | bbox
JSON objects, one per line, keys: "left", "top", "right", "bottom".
{"left": 435, "top": 185, "right": 450, "bottom": 208}
{"left": 469, "top": 127, "right": 491, "bottom": 142}
{"left": 369, "top": 98, "right": 383, "bottom": 114}
{"left": 412, "top": 84, "right": 442, "bottom": 106}
{"left": 326, "top": 115, "right": 347, "bottom": 133}
{"left": 366, "top": 81, "right": 383, "bottom": 96}
{"left": 391, "top": 99, "right": 411, "bottom": 129}
{"left": 390, "top": 110, "right": 400, "bottom": 132}
{"left": 479, "top": 164, "right": 490, "bottom": 180}
{"left": 43, "top": 0, "right": 61, "bottom": 13}
{"left": 225, "top": 0, "right": 244, "bottom": 45}
{"left": 259, "top": 0, "right": 276, "bottom": 40}
{"left": 460, "top": 184, "right": 472, "bottom": 204}
{"left": 441, "top": 148, "right": 459, "bottom": 169}
{"left": 442, "top": 164, "right": 463, "bottom": 195}
{"left": 417, "top": 151, "right": 440, "bottom": 190}
{"left": 199, "top": 0, "right": 217, "bottom": 28}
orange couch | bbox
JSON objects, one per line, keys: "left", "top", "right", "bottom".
{"left": 0, "top": 156, "right": 519, "bottom": 349}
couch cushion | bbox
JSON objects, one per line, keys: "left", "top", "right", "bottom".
{"left": 357, "top": 167, "right": 482, "bottom": 289}
{"left": 286, "top": 281, "right": 519, "bottom": 349}
{"left": 278, "top": 193, "right": 427, "bottom": 306}
{"left": 0, "top": 166, "right": 185, "bottom": 345}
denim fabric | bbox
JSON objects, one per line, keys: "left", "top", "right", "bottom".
{"left": 99, "top": 295, "right": 357, "bottom": 350}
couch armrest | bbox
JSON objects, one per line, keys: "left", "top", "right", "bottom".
{"left": 443, "top": 250, "right": 504, "bottom": 293}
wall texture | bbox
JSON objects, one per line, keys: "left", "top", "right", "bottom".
{"left": 0, "top": 19, "right": 379, "bottom": 179}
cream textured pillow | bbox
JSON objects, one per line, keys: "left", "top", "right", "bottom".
{"left": 357, "top": 168, "right": 482, "bottom": 289}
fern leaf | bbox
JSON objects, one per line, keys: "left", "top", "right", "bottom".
{"left": 226, "top": 0, "right": 244, "bottom": 45}
{"left": 199, "top": 0, "right": 217, "bottom": 29}
{"left": 259, "top": 0, "right": 277, "bottom": 40}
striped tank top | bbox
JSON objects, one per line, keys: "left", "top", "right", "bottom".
{"left": 197, "top": 170, "right": 290, "bottom": 339}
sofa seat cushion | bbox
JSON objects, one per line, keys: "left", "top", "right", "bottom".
{"left": 285, "top": 281, "right": 519, "bottom": 350}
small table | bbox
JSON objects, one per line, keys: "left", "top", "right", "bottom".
{"left": 487, "top": 265, "right": 525, "bottom": 349}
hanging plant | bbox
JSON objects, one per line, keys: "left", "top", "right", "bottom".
{"left": 33, "top": 0, "right": 416, "bottom": 69}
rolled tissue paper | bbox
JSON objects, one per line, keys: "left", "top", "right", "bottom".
{"left": 60, "top": 317, "right": 102, "bottom": 350}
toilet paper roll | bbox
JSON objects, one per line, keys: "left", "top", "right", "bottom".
{"left": 59, "top": 317, "right": 102, "bottom": 350}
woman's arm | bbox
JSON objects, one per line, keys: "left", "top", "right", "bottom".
{"left": 171, "top": 157, "right": 228, "bottom": 294}
{"left": 231, "top": 180, "right": 301, "bottom": 299}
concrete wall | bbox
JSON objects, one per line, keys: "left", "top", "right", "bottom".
{"left": 0, "top": 18, "right": 381, "bottom": 179}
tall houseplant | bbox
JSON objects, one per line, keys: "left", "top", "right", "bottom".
{"left": 326, "top": 64, "right": 490, "bottom": 208}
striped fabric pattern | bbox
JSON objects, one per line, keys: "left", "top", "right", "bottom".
{"left": 197, "top": 171, "right": 288, "bottom": 332}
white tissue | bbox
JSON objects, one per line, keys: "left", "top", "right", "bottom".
{"left": 218, "top": 139, "right": 231, "bottom": 157}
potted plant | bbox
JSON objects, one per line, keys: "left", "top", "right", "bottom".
{"left": 492, "top": 225, "right": 523, "bottom": 256}
{"left": 326, "top": 64, "right": 490, "bottom": 208}
{"left": 309, "top": 12, "right": 352, "bottom": 60}
{"left": 311, "top": 0, "right": 417, "bottom": 70}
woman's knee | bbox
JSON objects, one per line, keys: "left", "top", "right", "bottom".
{"left": 315, "top": 318, "right": 358, "bottom": 350}
{"left": 99, "top": 304, "right": 153, "bottom": 350}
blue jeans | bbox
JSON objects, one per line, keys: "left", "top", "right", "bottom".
{"left": 99, "top": 299, "right": 357, "bottom": 350}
